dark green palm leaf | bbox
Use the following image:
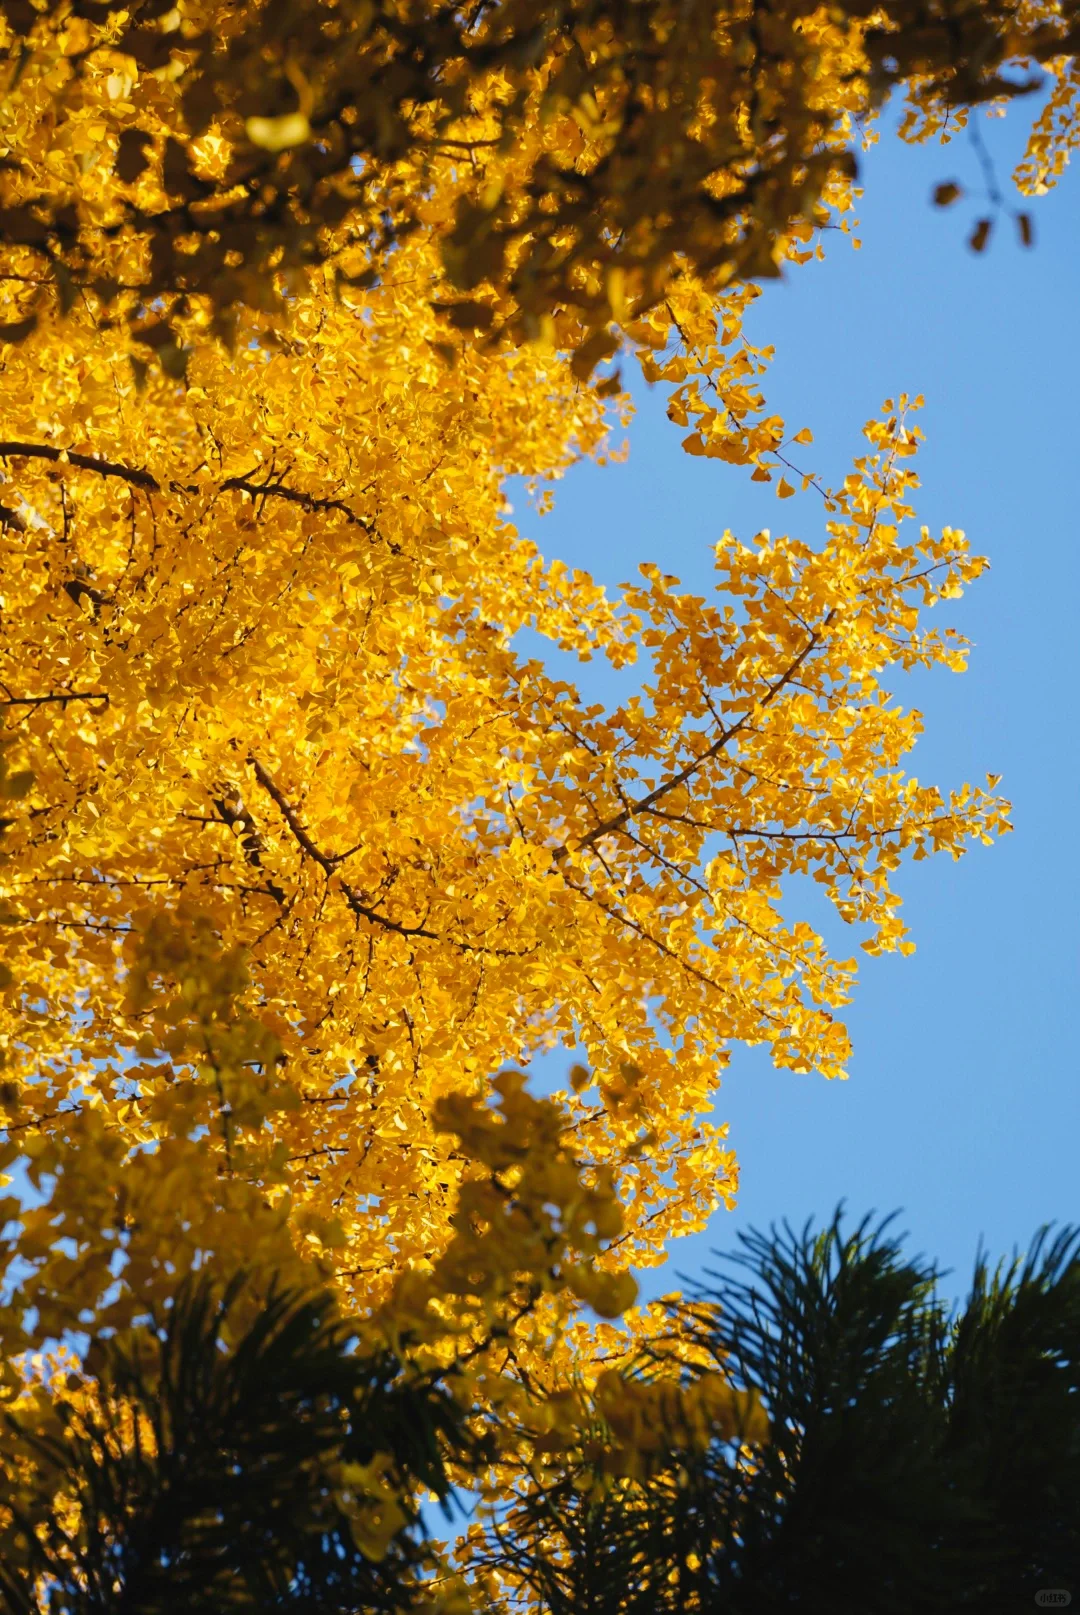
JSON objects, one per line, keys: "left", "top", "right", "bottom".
{"left": 1, "top": 1272, "right": 471, "bottom": 1612}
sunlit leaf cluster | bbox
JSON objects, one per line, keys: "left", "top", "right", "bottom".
{"left": 0, "top": 0, "right": 1075, "bottom": 364}
{"left": 1, "top": 0, "right": 1070, "bottom": 1595}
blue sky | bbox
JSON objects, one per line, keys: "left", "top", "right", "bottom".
{"left": 518, "top": 102, "right": 1080, "bottom": 1301}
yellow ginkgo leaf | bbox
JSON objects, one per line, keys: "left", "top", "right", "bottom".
{"left": 246, "top": 112, "right": 311, "bottom": 152}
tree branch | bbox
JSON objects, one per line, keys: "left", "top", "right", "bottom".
{"left": 248, "top": 756, "right": 536, "bottom": 958}
{"left": 248, "top": 756, "right": 447, "bottom": 944}
{"left": 562, "top": 620, "right": 829, "bottom": 858}
{"left": 0, "top": 691, "right": 109, "bottom": 710}
{"left": 219, "top": 472, "right": 381, "bottom": 538}
{"left": 0, "top": 441, "right": 160, "bottom": 491}
{"left": 0, "top": 443, "right": 397, "bottom": 550}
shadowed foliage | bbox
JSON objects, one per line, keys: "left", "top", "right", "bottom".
{"left": 3, "top": 1214, "right": 1079, "bottom": 1611}
{"left": 0, "top": 0, "right": 1075, "bottom": 358}
{"left": 0, "top": 1274, "right": 473, "bottom": 1612}
{"left": 472, "top": 1212, "right": 1080, "bottom": 1614}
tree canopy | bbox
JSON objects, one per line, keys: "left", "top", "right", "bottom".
{"left": 0, "top": 272, "right": 1007, "bottom": 1335}
{"left": 0, "top": 0, "right": 1075, "bottom": 1601}
{"left": 0, "top": 0, "right": 1077, "bottom": 363}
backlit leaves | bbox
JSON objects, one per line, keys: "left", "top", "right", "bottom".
{"left": 0, "top": 2, "right": 1037, "bottom": 1570}
{"left": 0, "top": 262, "right": 1008, "bottom": 1359}
{"left": 0, "top": 0, "right": 1074, "bottom": 364}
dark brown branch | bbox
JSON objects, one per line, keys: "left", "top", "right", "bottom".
{"left": 0, "top": 442, "right": 398, "bottom": 552}
{"left": 563, "top": 620, "right": 830, "bottom": 858}
{"left": 0, "top": 441, "right": 160, "bottom": 491}
{"left": 248, "top": 757, "right": 348, "bottom": 874}
{"left": 220, "top": 472, "right": 377, "bottom": 535}
{"left": 724, "top": 813, "right": 962, "bottom": 846}
{"left": 565, "top": 877, "right": 729, "bottom": 1000}
{"left": 0, "top": 691, "right": 109, "bottom": 710}
{"left": 248, "top": 755, "right": 444, "bottom": 944}
{"left": 248, "top": 756, "right": 535, "bottom": 958}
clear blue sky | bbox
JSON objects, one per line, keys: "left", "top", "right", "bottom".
{"left": 519, "top": 104, "right": 1080, "bottom": 1300}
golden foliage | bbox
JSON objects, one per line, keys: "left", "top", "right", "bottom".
{"left": 0, "top": 0, "right": 1066, "bottom": 1583}
{"left": 0, "top": 245, "right": 1009, "bottom": 1350}
{"left": 0, "top": 0, "right": 1075, "bottom": 363}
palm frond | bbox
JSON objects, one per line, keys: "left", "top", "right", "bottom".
{"left": 1, "top": 1272, "right": 471, "bottom": 1612}
{"left": 477, "top": 1209, "right": 1080, "bottom": 1614}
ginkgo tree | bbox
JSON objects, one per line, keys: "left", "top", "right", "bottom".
{"left": 0, "top": 0, "right": 1077, "bottom": 365}
{"left": 0, "top": 233, "right": 1008, "bottom": 1327}
{"left": 0, "top": 0, "right": 1069, "bottom": 1591}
